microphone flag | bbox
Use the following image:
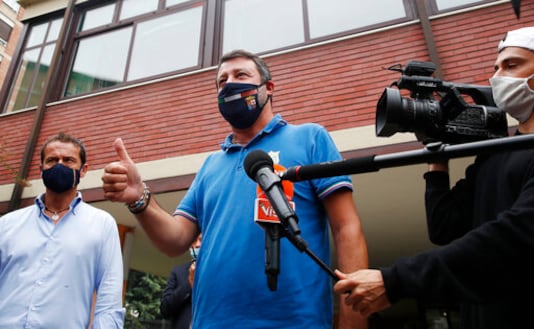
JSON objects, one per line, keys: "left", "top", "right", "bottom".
{"left": 254, "top": 163, "right": 295, "bottom": 224}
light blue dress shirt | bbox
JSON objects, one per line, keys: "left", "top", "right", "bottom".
{"left": 0, "top": 193, "right": 125, "bottom": 328}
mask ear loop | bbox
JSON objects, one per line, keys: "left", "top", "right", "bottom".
{"left": 526, "top": 74, "right": 534, "bottom": 92}
{"left": 258, "top": 81, "right": 272, "bottom": 110}
{"left": 190, "top": 247, "right": 197, "bottom": 261}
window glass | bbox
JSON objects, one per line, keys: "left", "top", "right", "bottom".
{"left": 0, "top": 19, "right": 13, "bottom": 43}
{"left": 80, "top": 4, "right": 115, "bottom": 31}
{"left": 166, "top": 0, "right": 190, "bottom": 7}
{"left": 7, "top": 44, "right": 55, "bottom": 111}
{"left": 30, "top": 45, "right": 55, "bottom": 104}
{"left": 223, "top": 0, "right": 304, "bottom": 54}
{"left": 128, "top": 7, "right": 202, "bottom": 81}
{"left": 5, "top": 15, "right": 62, "bottom": 112}
{"left": 8, "top": 48, "right": 40, "bottom": 111}
{"left": 47, "top": 18, "right": 63, "bottom": 42}
{"left": 65, "top": 27, "right": 132, "bottom": 96}
{"left": 26, "top": 23, "right": 47, "bottom": 47}
{"left": 120, "top": 0, "right": 159, "bottom": 20}
{"left": 435, "top": 0, "right": 486, "bottom": 10}
{"left": 307, "top": 0, "right": 406, "bottom": 39}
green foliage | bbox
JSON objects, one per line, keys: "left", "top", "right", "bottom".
{"left": 124, "top": 269, "right": 168, "bottom": 327}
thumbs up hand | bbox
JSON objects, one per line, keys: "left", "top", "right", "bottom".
{"left": 102, "top": 138, "right": 145, "bottom": 204}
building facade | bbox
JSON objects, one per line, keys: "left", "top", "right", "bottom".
{"left": 0, "top": 0, "right": 23, "bottom": 91}
{"left": 0, "top": 0, "right": 533, "bottom": 326}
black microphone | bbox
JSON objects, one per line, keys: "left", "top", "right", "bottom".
{"left": 263, "top": 222, "right": 281, "bottom": 291}
{"left": 244, "top": 150, "right": 301, "bottom": 236}
{"left": 280, "top": 155, "right": 379, "bottom": 182}
{"left": 245, "top": 150, "right": 288, "bottom": 291}
{"left": 245, "top": 150, "right": 342, "bottom": 282}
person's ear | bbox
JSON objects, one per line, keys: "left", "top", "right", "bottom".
{"left": 79, "top": 163, "right": 89, "bottom": 178}
{"left": 265, "top": 80, "right": 275, "bottom": 96}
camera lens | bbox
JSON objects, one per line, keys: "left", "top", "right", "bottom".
{"left": 376, "top": 87, "right": 441, "bottom": 140}
{"left": 376, "top": 88, "right": 407, "bottom": 137}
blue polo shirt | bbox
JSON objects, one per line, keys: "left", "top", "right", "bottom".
{"left": 175, "top": 115, "right": 352, "bottom": 328}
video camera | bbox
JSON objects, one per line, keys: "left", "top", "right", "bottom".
{"left": 375, "top": 61, "right": 508, "bottom": 144}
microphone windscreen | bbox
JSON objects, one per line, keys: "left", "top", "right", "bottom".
{"left": 244, "top": 150, "right": 273, "bottom": 180}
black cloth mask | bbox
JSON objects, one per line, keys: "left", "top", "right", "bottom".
{"left": 42, "top": 163, "right": 81, "bottom": 193}
{"left": 218, "top": 82, "right": 268, "bottom": 129}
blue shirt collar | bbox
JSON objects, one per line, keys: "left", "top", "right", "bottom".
{"left": 36, "top": 192, "right": 83, "bottom": 217}
{"left": 221, "top": 114, "right": 287, "bottom": 151}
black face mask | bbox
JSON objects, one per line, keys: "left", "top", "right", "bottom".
{"left": 42, "top": 163, "right": 80, "bottom": 193}
{"left": 217, "top": 82, "right": 268, "bottom": 129}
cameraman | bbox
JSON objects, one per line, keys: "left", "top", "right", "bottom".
{"left": 334, "top": 26, "right": 534, "bottom": 329}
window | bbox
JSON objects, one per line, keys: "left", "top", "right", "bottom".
{"left": 307, "top": 0, "right": 407, "bottom": 39}
{"left": 222, "top": 0, "right": 410, "bottom": 54}
{"left": 65, "top": 2, "right": 204, "bottom": 97}
{"left": 65, "top": 28, "right": 132, "bottom": 96}
{"left": 427, "top": 0, "right": 497, "bottom": 13}
{"left": 79, "top": 3, "right": 115, "bottom": 31}
{"left": 127, "top": 7, "right": 203, "bottom": 81}
{"left": 435, "top": 0, "right": 488, "bottom": 10}
{"left": 223, "top": 0, "right": 304, "bottom": 54}
{"left": 5, "top": 18, "right": 62, "bottom": 112}
{"left": 119, "top": 0, "right": 159, "bottom": 20}
{"left": 0, "top": 16, "right": 14, "bottom": 45}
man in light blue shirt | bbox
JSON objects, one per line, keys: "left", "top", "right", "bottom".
{"left": 0, "top": 132, "right": 125, "bottom": 328}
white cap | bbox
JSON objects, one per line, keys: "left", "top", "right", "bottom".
{"left": 498, "top": 26, "right": 534, "bottom": 52}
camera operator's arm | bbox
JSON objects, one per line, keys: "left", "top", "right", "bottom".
{"left": 424, "top": 161, "right": 475, "bottom": 245}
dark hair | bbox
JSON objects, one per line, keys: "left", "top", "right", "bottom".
{"left": 216, "top": 49, "right": 272, "bottom": 87}
{"left": 40, "top": 132, "right": 86, "bottom": 166}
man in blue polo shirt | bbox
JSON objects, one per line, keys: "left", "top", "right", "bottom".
{"left": 102, "top": 49, "right": 368, "bottom": 328}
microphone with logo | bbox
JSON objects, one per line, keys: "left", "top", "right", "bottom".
{"left": 244, "top": 150, "right": 341, "bottom": 289}
{"left": 244, "top": 150, "right": 302, "bottom": 235}
{"left": 244, "top": 150, "right": 297, "bottom": 291}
